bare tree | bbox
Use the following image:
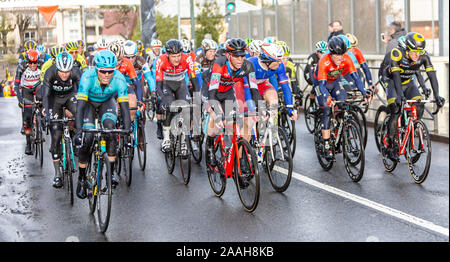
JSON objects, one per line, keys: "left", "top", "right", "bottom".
{"left": 102, "top": 5, "right": 139, "bottom": 40}
{"left": 16, "top": 13, "right": 32, "bottom": 47}
{"left": 0, "top": 14, "right": 15, "bottom": 54}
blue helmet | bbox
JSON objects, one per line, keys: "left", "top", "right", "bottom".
{"left": 337, "top": 35, "right": 351, "bottom": 49}
{"left": 94, "top": 50, "right": 117, "bottom": 69}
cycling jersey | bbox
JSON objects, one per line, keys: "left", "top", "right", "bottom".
{"left": 155, "top": 52, "right": 199, "bottom": 93}
{"left": 304, "top": 52, "right": 321, "bottom": 86}
{"left": 76, "top": 68, "right": 128, "bottom": 104}
{"left": 284, "top": 58, "right": 300, "bottom": 95}
{"left": 74, "top": 54, "right": 88, "bottom": 72}
{"left": 349, "top": 47, "right": 373, "bottom": 86}
{"left": 208, "top": 56, "right": 261, "bottom": 112}
{"left": 247, "top": 56, "right": 293, "bottom": 108}
{"left": 40, "top": 59, "right": 54, "bottom": 81}
{"left": 314, "top": 53, "right": 366, "bottom": 99}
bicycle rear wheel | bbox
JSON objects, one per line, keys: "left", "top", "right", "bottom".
{"left": 165, "top": 135, "right": 176, "bottom": 174}
{"left": 374, "top": 105, "right": 389, "bottom": 152}
{"left": 178, "top": 135, "right": 191, "bottom": 185}
{"left": 304, "top": 98, "right": 317, "bottom": 134}
{"left": 342, "top": 119, "right": 365, "bottom": 182}
{"left": 137, "top": 119, "right": 147, "bottom": 170}
{"left": 350, "top": 105, "right": 367, "bottom": 149}
{"left": 265, "top": 127, "right": 293, "bottom": 192}
{"left": 97, "top": 152, "right": 112, "bottom": 233}
{"left": 122, "top": 141, "right": 133, "bottom": 187}
{"left": 190, "top": 134, "right": 203, "bottom": 164}
{"left": 206, "top": 137, "right": 226, "bottom": 197}
{"left": 406, "top": 120, "right": 431, "bottom": 184}
{"left": 65, "top": 138, "right": 74, "bottom": 205}
{"left": 234, "top": 138, "right": 260, "bottom": 213}
{"left": 86, "top": 153, "right": 97, "bottom": 215}
{"left": 379, "top": 117, "right": 398, "bottom": 172}
{"left": 313, "top": 112, "right": 334, "bottom": 171}
{"left": 280, "top": 112, "right": 296, "bottom": 157}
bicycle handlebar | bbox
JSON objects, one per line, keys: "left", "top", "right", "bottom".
{"left": 82, "top": 128, "right": 131, "bottom": 135}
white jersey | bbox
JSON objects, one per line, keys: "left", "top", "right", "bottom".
{"left": 20, "top": 67, "right": 41, "bottom": 89}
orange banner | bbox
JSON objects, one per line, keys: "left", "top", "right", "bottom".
{"left": 37, "top": 5, "right": 59, "bottom": 25}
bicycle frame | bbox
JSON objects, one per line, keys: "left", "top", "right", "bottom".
{"left": 215, "top": 121, "right": 242, "bottom": 178}
{"left": 253, "top": 116, "right": 284, "bottom": 164}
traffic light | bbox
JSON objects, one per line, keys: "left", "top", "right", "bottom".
{"left": 225, "top": 0, "right": 236, "bottom": 15}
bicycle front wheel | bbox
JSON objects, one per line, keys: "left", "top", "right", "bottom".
{"left": 178, "top": 135, "right": 191, "bottom": 185}
{"left": 374, "top": 105, "right": 389, "bottom": 153}
{"left": 97, "top": 152, "right": 112, "bottom": 233}
{"left": 379, "top": 117, "right": 398, "bottom": 173}
{"left": 342, "top": 119, "right": 365, "bottom": 182}
{"left": 65, "top": 138, "right": 74, "bottom": 205}
{"left": 234, "top": 138, "right": 260, "bottom": 213}
{"left": 406, "top": 120, "right": 431, "bottom": 184}
{"left": 304, "top": 98, "right": 317, "bottom": 134}
{"left": 265, "top": 127, "right": 293, "bottom": 192}
{"left": 86, "top": 153, "right": 97, "bottom": 215}
{"left": 137, "top": 119, "right": 147, "bottom": 170}
{"left": 206, "top": 137, "right": 226, "bottom": 197}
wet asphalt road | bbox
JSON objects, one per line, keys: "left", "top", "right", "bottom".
{"left": 0, "top": 96, "right": 448, "bottom": 242}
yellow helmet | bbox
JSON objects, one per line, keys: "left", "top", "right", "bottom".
{"left": 65, "top": 41, "right": 79, "bottom": 51}
{"left": 346, "top": 34, "right": 358, "bottom": 47}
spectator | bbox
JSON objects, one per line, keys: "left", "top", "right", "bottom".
{"left": 327, "top": 20, "right": 345, "bottom": 41}
{"left": 385, "top": 21, "right": 407, "bottom": 54}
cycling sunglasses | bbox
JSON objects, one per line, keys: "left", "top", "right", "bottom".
{"left": 231, "top": 53, "right": 246, "bottom": 58}
{"left": 28, "top": 61, "right": 37, "bottom": 64}
{"left": 98, "top": 69, "right": 114, "bottom": 75}
{"left": 408, "top": 47, "right": 425, "bottom": 55}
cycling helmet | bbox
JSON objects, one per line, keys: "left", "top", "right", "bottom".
{"left": 263, "top": 36, "right": 276, "bottom": 44}
{"left": 108, "top": 43, "right": 125, "bottom": 58}
{"left": 405, "top": 32, "right": 426, "bottom": 51}
{"left": 96, "top": 38, "right": 109, "bottom": 50}
{"left": 328, "top": 36, "right": 347, "bottom": 55}
{"left": 26, "top": 49, "right": 39, "bottom": 63}
{"left": 397, "top": 36, "right": 407, "bottom": 49}
{"left": 181, "top": 39, "right": 192, "bottom": 53}
{"left": 77, "top": 40, "right": 85, "bottom": 49}
{"left": 87, "top": 45, "right": 95, "bottom": 52}
{"left": 24, "top": 40, "right": 37, "bottom": 51}
{"left": 248, "top": 40, "right": 262, "bottom": 53}
{"left": 55, "top": 51, "right": 74, "bottom": 72}
{"left": 94, "top": 50, "right": 117, "bottom": 69}
{"left": 135, "top": 40, "right": 144, "bottom": 52}
{"left": 346, "top": 34, "right": 358, "bottom": 47}
{"left": 202, "top": 39, "right": 218, "bottom": 51}
{"left": 50, "top": 45, "right": 66, "bottom": 59}
{"left": 65, "top": 41, "right": 79, "bottom": 51}
{"left": 276, "top": 41, "right": 290, "bottom": 56}
{"left": 315, "top": 41, "right": 328, "bottom": 53}
{"left": 36, "top": 45, "right": 45, "bottom": 55}
{"left": 259, "top": 43, "right": 284, "bottom": 63}
{"left": 145, "top": 49, "right": 157, "bottom": 66}
{"left": 123, "top": 40, "right": 138, "bottom": 57}
{"left": 151, "top": 39, "right": 162, "bottom": 48}
{"left": 165, "top": 39, "right": 183, "bottom": 54}
{"left": 337, "top": 35, "right": 351, "bottom": 49}
{"left": 225, "top": 38, "right": 247, "bottom": 56}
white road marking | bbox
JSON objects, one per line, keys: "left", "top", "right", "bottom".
{"left": 274, "top": 166, "right": 449, "bottom": 238}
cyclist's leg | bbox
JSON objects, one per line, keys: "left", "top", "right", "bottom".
{"left": 155, "top": 96, "right": 164, "bottom": 139}
{"left": 173, "top": 83, "right": 192, "bottom": 155}
{"left": 385, "top": 79, "right": 402, "bottom": 159}
{"left": 160, "top": 84, "right": 175, "bottom": 152}
{"left": 404, "top": 81, "right": 424, "bottom": 119}
{"left": 99, "top": 97, "right": 119, "bottom": 185}
{"left": 49, "top": 95, "right": 65, "bottom": 188}
{"left": 65, "top": 94, "right": 77, "bottom": 131}
{"left": 127, "top": 85, "right": 138, "bottom": 122}
{"left": 22, "top": 89, "right": 34, "bottom": 154}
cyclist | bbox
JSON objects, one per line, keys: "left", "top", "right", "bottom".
{"left": 156, "top": 39, "right": 200, "bottom": 155}
{"left": 136, "top": 40, "right": 144, "bottom": 57}
{"left": 86, "top": 45, "right": 96, "bottom": 67}
{"left": 109, "top": 43, "right": 144, "bottom": 122}
{"left": 74, "top": 50, "right": 131, "bottom": 198}
{"left": 14, "top": 50, "right": 42, "bottom": 155}
{"left": 195, "top": 39, "right": 218, "bottom": 71}
{"left": 65, "top": 41, "right": 88, "bottom": 72}
{"left": 313, "top": 36, "right": 369, "bottom": 159}
{"left": 304, "top": 41, "right": 327, "bottom": 87}
{"left": 18, "top": 40, "right": 37, "bottom": 64}
{"left": 77, "top": 40, "right": 86, "bottom": 59}
{"left": 205, "top": 38, "right": 262, "bottom": 167}
{"left": 41, "top": 52, "right": 81, "bottom": 188}
{"left": 123, "top": 40, "right": 148, "bottom": 96}
{"left": 248, "top": 43, "right": 297, "bottom": 122}
{"left": 36, "top": 45, "right": 51, "bottom": 62}
{"left": 383, "top": 32, "right": 445, "bottom": 160}
{"left": 96, "top": 38, "right": 109, "bottom": 51}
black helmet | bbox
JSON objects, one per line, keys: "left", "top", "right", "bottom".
{"left": 225, "top": 38, "right": 247, "bottom": 56}
{"left": 328, "top": 36, "right": 347, "bottom": 55}
{"left": 405, "top": 32, "right": 426, "bottom": 51}
{"left": 87, "top": 45, "right": 95, "bottom": 52}
{"left": 164, "top": 39, "right": 183, "bottom": 54}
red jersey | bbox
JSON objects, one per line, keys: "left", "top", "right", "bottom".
{"left": 351, "top": 47, "right": 366, "bottom": 67}
{"left": 155, "top": 53, "right": 196, "bottom": 82}
{"left": 314, "top": 53, "right": 356, "bottom": 83}
{"left": 117, "top": 57, "right": 137, "bottom": 79}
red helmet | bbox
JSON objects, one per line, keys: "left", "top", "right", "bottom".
{"left": 26, "top": 49, "right": 40, "bottom": 63}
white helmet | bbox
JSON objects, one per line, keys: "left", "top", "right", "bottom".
{"left": 123, "top": 40, "right": 138, "bottom": 57}
{"left": 96, "top": 38, "right": 109, "bottom": 49}
{"left": 259, "top": 43, "right": 284, "bottom": 62}
{"left": 248, "top": 40, "right": 263, "bottom": 53}
{"left": 108, "top": 43, "right": 124, "bottom": 58}
{"left": 180, "top": 39, "right": 191, "bottom": 53}
{"left": 202, "top": 39, "right": 218, "bottom": 51}
{"left": 151, "top": 39, "right": 162, "bottom": 48}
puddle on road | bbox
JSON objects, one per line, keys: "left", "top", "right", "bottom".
{"left": 0, "top": 155, "right": 42, "bottom": 241}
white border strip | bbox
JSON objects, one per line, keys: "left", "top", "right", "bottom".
{"left": 274, "top": 166, "right": 449, "bottom": 238}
